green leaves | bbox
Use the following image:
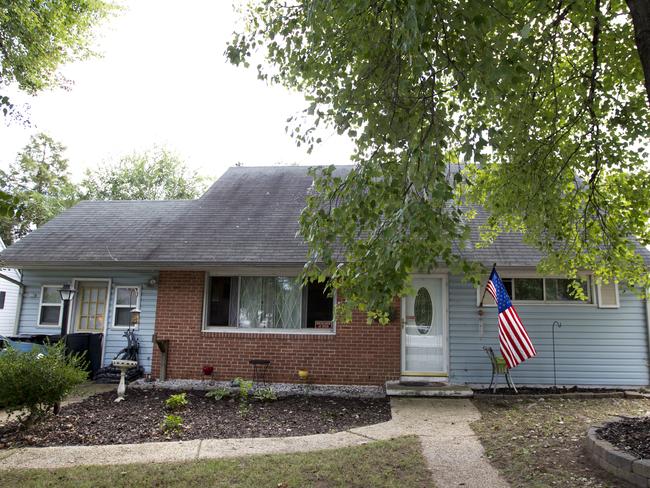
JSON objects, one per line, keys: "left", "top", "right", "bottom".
{"left": 0, "top": 133, "right": 77, "bottom": 244}
{"left": 0, "top": 0, "right": 116, "bottom": 121}
{"left": 229, "top": 0, "right": 650, "bottom": 316}
{"left": 80, "top": 147, "right": 207, "bottom": 201}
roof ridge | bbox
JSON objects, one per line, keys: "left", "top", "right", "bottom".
{"left": 75, "top": 199, "right": 194, "bottom": 204}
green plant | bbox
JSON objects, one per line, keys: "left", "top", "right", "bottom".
{"left": 161, "top": 414, "right": 183, "bottom": 434}
{"left": 0, "top": 341, "right": 87, "bottom": 428}
{"left": 165, "top": 393, "right": 188, "bottom": 411}
{"left": 205, "top": 386, "right": 231, "bottom": 401}
{"left": 232, "top": 377, "right": 254, "bottom": 416}
{"left": 253, "top": 387, "right": 277, "bottom": 402}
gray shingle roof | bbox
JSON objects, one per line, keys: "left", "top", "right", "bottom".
{"left": 1, "top": 165, "right": 648, "bottom": 268}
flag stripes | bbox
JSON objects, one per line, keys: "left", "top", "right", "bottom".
{"left": 484, "top": 268, "right": 537, "bottom": 369}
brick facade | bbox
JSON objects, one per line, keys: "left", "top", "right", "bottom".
{"left": 151, "top": 270, "right": 401, "bottom": 385}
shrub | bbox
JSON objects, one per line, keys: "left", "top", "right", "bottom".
{"left": 161, "top": 414, "right": 183, "bottom": 434}
{"left": 0, "top": 341, "right": 87, "bottom": 427}
{"left": 234, "top": 378, "right": 254, "bottom": 416}
{"left": 205, "top": 386, "right": 231, "bottom": 401}
{"left": 253, "top": 387, "right": 277, "bottom": 402}
{"left": 165, "top": 393, "right": 188, "bottom": 410}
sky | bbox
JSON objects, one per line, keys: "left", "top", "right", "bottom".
{"left": 0, "top": 0, "right": 354, "bottom": 182}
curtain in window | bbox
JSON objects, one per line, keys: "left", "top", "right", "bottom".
{"left": 238, "top": 277, "right": 301, "bottom": 329}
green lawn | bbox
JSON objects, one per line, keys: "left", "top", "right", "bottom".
{"left": 2, "top": 436, "right": 433, "bottom": 488}
{"left": 472, "top": 396, "right": 650, "bottom": 488}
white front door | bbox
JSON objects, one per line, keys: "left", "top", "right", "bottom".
{"left": 402, "top": 276, "right": 447, "bottom": 377}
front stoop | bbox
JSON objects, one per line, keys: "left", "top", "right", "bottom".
{"left": 385, "top": 380, "right": 473, "bottom": 397}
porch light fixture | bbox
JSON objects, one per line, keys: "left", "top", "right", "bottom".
{"left": 58, "top": 284, "right": 77, "bottom": 302}
{"left": 130, "top": 308, "right": 141, "bottom": 327}
{"left": 58, "top": 284, "right": 77, "bottom": 337}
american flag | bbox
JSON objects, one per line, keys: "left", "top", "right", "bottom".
{"left": 485, "top": 268, "right": 537, "bottom": 368}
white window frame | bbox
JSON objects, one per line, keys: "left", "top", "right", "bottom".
{"left": 37, "top": 284, "right": 64, "bottom": 328}
{"left": 202, "top": 272, "right": 336, "bottom": 335}
{"left": 477, "top": 274, "right": 595, "bottom": 307}
{"left": 596, "top": 282, "right": 620, "bottom": 309}
{"left": 112, "top": 285, "right": 142, "bottom": 329}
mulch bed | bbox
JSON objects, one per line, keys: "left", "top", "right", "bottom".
{"left": 598, "top": 417, "right": 650, "bottom": 459}
{"left": 474, "top": 386, "right": 625, "bottom": 395}
{"left": 0, "top": 389, "right": 391, "bottom": 449}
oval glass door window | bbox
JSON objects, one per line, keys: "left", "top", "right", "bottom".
{"left": 414, "top": 287, "right": 433, "bottom": 334}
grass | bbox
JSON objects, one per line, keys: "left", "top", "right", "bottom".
{"left": 1, "top": 436, "right": 433, "bottom": 488}
{"left": 472, "top": 396, "right": 650, "bottom": 488}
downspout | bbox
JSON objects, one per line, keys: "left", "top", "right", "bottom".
{"left": 0, "top": 271, "right": 24, "bottom": 336}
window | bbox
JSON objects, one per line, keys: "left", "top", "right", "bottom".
{"left": 545, "top": 278, "right": 589, "bottom": 301}
{"left": 113, "top": 286, "right": 141, "bottom": 328}
{"left": 479, "top": 276, "right": 592, "bottom": 305}
{"left": 515, "top": 278, "right": 544, "bottom": 301}
{"left": 39, "top": 286, "right": 63, "bottom": 327}
{"left": 207, "top": 277, "right": 238, "bottom": 326}
{"left": 204, "top": 276, "right": 334, "bottom": 331}
{"left": 305, "top": 280, "right": 334, "bottom": 328}
{"left": 0, "top": 291, "right": 5, "bottom": 309}
{"left": 596, "top": 282, "right": 619, "bottom": 308}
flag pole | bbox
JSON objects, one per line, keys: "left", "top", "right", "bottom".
{"left": 479, "top": 263, "right": 497, "bottom": 307}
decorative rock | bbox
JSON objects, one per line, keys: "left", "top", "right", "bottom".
{"left": 131, "top": 379, "right": 385, "bottom": 398}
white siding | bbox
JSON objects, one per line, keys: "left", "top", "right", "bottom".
{"left": 0, "top": 269, "right": 20, "bottom": 336}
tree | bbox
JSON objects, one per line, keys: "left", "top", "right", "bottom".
{"left": 0, "top": 133, "right": 77, "bottom": 244}
{"left": 228, "top": 1, "right": 650, "bottom": 322}
{"left": 0, "top": 0, "right": 115, "bottom": 120}
{"left": 81, "top": 148, "right": 207, "bottom": 201}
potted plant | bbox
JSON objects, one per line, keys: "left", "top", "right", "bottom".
{"left": 202, "top": 365, "right": 214, "bottom": 379}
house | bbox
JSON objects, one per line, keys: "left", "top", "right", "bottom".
{"left": 0, "top": 238, "right": 22, "bottom": 337}
{"left": 0, "top": 165, "right": 649, "bottom": 388}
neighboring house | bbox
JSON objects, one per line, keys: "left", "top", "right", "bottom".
{"left": 0, "top": 238, "right": 21, "bottom": 337}
{"left": 0, "top": 166, "right": 649, "bottom": 387}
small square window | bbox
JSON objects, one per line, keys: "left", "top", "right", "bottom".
{"left": 112, "top": 286, "right": 140, "bottom": 328}
{"left": 38, "top": 286, "right": 62, "bottom": 327}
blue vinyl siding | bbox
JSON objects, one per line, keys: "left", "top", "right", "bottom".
{"left": 448, "top": 274, "right": 650, "bottom": 386}
{"left": 17, "top": 270, "right": 158, "bottom": 373}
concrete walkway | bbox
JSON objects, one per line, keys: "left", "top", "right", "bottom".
{"left": 0, "top": 397, "right": 508, "bottom": 487}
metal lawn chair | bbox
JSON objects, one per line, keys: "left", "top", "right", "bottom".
{"left": 483, "top": 346, "right": 517, "bottom": 393}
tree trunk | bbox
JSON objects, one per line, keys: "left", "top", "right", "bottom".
{"left": 627, "top": 0, "right": 650, "bottom": 105}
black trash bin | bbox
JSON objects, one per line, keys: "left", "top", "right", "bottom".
{"left": 87, "top": 333, "right": 103, "bottom": 377}
{"left": 65, "top": 333, "right": 103, "bottom": 377}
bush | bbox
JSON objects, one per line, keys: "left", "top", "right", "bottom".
{"left": 0, "top": 342, "right": 87, "bottom": 427}
{"left": 161, "top": 414, "right": 183, "bottom": 434}
{"left": 165, "top": 393, "right": 188, "bottom": 410}
{"left": 205, "top": 386, "right": 231, "bottom": 401}
{"left": 234, "top": 378, "right": 254, "bottom": 416}
{"left": 253, "top": 387, "right": 277, "bottom": 402}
